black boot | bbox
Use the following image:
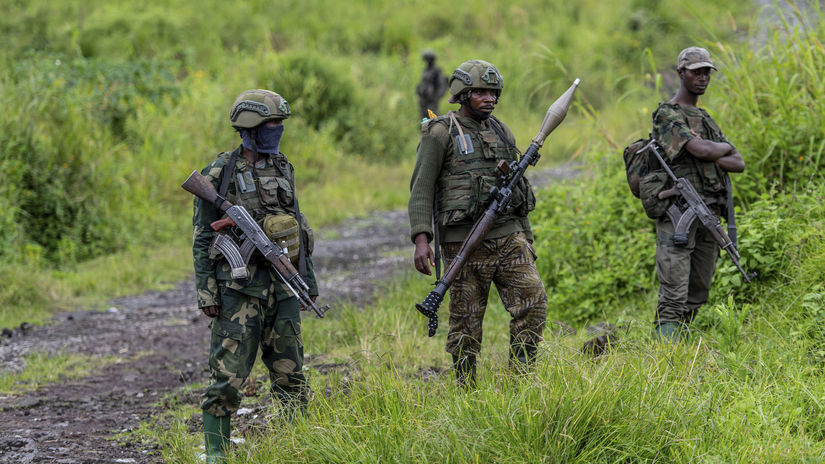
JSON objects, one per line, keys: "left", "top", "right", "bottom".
{"left": 509, "top": 335, "right": 538, "bottom": 372}
{"left": 452, "top": 353, "right": 477, "bottom": 388}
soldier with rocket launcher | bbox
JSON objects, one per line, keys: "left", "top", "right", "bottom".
{"left": 408, "top": 59, "right": 579, "bottom": 386}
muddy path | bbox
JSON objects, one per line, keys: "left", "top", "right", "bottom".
{"left": 0, "top": 165, "right": 578, "bottom": 464}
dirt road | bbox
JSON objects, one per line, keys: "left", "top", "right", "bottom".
{"left": 0, "top": 209, "right": 413, "bottom": 463}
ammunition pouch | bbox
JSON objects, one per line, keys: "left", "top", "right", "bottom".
{"left": 639, "top": 171, "right": 670, "bottom": 219}
{"left": 263, "top": 214, "right": 301, "bottom": 265}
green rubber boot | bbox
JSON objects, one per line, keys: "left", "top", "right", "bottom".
{"left": 203, "top": 412, "right": 230, "bottom": 463}
{"left": 655, "top": 321, "right": 681, "bottom": 343}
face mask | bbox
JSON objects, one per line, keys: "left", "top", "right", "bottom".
{"left": 241, "top": 123, "right": 284, "bottom": 154}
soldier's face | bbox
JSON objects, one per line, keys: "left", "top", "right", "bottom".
{"left": 680, "top": 67, "right": 712, "bottom": 95}
{"left": 467, "top": 89, "right": 498, "bottom": 116}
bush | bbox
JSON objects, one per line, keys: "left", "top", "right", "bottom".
{"left": 0, "top": 55, "right": 181, "bottom": 265}
{"left": 712, "top": 9, "right": 825, "bottom": 202}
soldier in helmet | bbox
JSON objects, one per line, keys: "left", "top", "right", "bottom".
{"left": 192, "top": 89, "right": 319, "bottom": 462}
{"left": 408, "top": 60, "right": 548, "bottom": 386}
{"left": 416, "top": 49, "right": 448, "bottom": 119}
{"left": 650, "top": 47, "right": 745, "bottom": 341}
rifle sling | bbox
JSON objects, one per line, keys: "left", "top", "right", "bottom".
{"left": 218, "top": 146, "right": 241, "bottom": 199}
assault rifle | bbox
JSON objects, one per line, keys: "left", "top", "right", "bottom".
{"left": 415, "top": 78, "right": 580, "bottom": 337}
{"left": 182, "top": 170, "right": 330, "bottom": 318}
{"left": 639, "top": 139, "right": 755, "bottom": 283}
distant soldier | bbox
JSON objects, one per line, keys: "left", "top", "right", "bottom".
{"left": 416, "top": 50, "right": 448, "bottom": 119}
{"left": 650, "top": 47, "right": 745, "bottom": 341}
{"left": 408, "top": 60, "right": 547, "bottom": 386}
{"left": 192, "top": 89, "right": 318, "bottom": 462}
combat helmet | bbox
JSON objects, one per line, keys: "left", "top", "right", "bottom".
{"left": 448, "top": 60, "right": 503, "bottom": 103}
{"left": 229, "top": 89, "right": 291, "bottom": 129}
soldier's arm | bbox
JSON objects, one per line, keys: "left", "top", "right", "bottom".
{"left": 193, "top": 162, "right": 224, "bottom": 310}
{"left": 684, "top": 129, "right": 745, "bottom": 172}
{"left": 716, "top": 148, "right": 745, "bottom": 172}
{"left": 409, "top": 126, "right": 446, "bottom": 275}
{"left": 684, "top": 137, "right": 734, "bottom": 161}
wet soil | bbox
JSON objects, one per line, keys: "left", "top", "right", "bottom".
{"left": 0, "top": 208, "right": 418, "bottom": 464}
{"left": 0, "top": 165, "right": 578, "bottom": 464}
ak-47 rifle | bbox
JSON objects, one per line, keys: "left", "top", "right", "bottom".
{"left": 415, "top": 78, "right": 581, "bottom": 337}
{"left": 639, "top": 139, "right": 755, "bottom": 283}
{"left": 182, "top": 170, "right": 330, "bottom": 318}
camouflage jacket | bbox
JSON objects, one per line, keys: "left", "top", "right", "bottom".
{"left": 408, "top": 112, "right": 536, "bottom": 244}
{"left": 651, "top": 102, "right": 731, "bottom": 207}
{"left": 192, "top": 146, "right": 318, "bottom": 308}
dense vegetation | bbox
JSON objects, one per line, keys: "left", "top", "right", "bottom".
{"left": 3, "top": 0, "right": 825, "bottom": 462}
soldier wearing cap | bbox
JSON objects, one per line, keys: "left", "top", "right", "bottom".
{"left": 650, "top": 47, "right": 746, "bottom": 341}
{"left": 408, "top": 60, "right": 548, "bottom": 386}
{"left": 192, "top": 89, "right": 319, "bottom": 461}
{"left": 416, "top": 50, "right": 448, "bottom": 119}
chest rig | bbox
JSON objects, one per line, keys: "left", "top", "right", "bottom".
{"left": 434, "top": 113, "right": 534, "bottom": 228}
{"left": 210, "top": 146, "right": 307, "bottom": 280}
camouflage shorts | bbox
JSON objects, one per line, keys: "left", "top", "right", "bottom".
{"left": 202, "top": 284, "right": 307, "bottom": 417}
{"left": 441, "top": 232, "right": 547, "bottom": 358}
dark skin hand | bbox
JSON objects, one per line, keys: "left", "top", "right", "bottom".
{"left": 413, "top": 232, "right": 435, "bottom": 275}
{"left": 672, "top": 67, "right": 746, "bottom": 173}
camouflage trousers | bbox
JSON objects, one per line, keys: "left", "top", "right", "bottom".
{"left": 441, "top": 232, "right": 548, "bottom": 360}
{"left": 202, "top": 284, "right": 307, "bottom": 417}
{"left": 655, "top": 215, "right": 719, "bottom": 326}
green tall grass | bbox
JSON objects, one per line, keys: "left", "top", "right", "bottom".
{"left": 0, "top": 0, "right": 751, "bottom": 328}
{"left": 135, "top": 2, "right": 825, "bottom": 462}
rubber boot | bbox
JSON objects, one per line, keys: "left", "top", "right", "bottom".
{"left": 655, "top": 321, "right": 681, "bottom": 343}
{"left": 203, "top": 412, "right": 230, "bottom": 463}
{"left": 452, "top": 353, "right": 477, "bottom": 389}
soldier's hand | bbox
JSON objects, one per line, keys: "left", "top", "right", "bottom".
{"left": 299, "top": 295, "right": 318, "bottom": 311}
{"left": 413, "top": 233, "right": 435, "bottom": 275}
{"left": 201, "top": 305, "right": 220, "bottom": 318}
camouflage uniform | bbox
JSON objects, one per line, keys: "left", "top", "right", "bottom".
{"left": 193, "top": 148, "right": 317, "bottom": 417}
{"left": 650, "top": 102, "right": 731, "bottom": 326}
{"left": 409, "top": 108, "right": 547, "bottom": 366}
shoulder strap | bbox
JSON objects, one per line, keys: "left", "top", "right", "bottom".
{"left": 488, "top": 116, "right": 516, "bottom": 149}
{"left": 218, "top": 145, "right": 242, "bottom": 198}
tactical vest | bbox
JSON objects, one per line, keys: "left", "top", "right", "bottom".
{"left": 431, "top": 113, "right": 535, "bottom": 228}
{"left": 652, "top": 104, "right": 728, "bottom": 206}
{"left": 221, "top": 152, "right": 296, "bottom": 219}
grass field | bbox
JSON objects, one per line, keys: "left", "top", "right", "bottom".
{"left": 2, "top": 0, "right": 825, "bottom": 462}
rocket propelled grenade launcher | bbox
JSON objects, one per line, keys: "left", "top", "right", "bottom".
{"left": 182, "top": 170, "right": 330, "bottom": 318}
{"left": 415, "top": 78, "right": 580, "bottom": 337}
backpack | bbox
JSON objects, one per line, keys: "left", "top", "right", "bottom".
{"left": 622, "top": 137, "right": 670, "bottom": 218}
{"left": 622, "top": 137, "right": 655, "bottom": 198}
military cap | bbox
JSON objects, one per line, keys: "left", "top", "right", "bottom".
{"left": 677, "top": 47, "right": 717, "bottom": 71}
